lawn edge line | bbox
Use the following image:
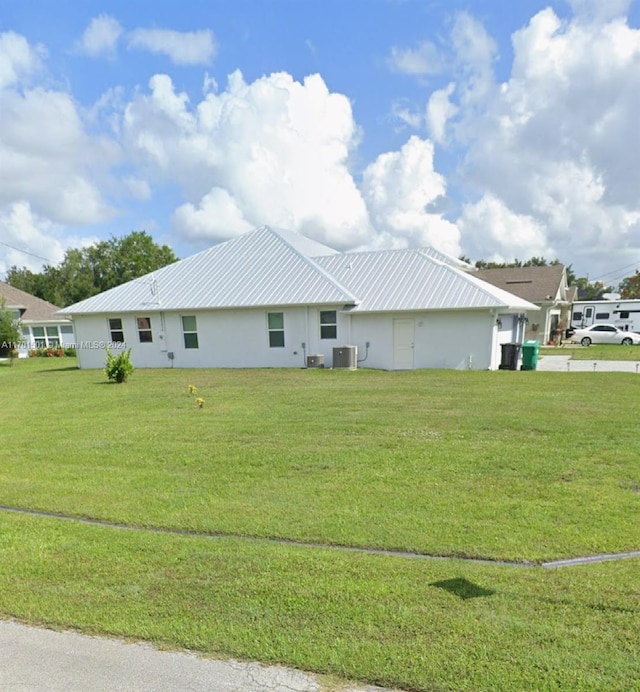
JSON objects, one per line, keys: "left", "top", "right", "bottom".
{"left": 0, "top": 504, "right": 533, "bottom": 567}
{"left": 541, "top": 551, "right": 640, "bottom": 568}
{"left": 6, "top": 504, "right": 637, "bottom": 568}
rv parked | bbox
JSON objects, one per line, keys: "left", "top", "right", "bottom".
{"left": 570, "top": 300, "right": 640, "bottom": 334}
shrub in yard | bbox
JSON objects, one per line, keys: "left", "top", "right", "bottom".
{"left": 105, "top": 348, "right": 134, "bottom": 383}
{"left": 64, "top": 346, "right": 76, "bottom": 357}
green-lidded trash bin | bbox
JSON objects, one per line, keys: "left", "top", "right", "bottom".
{"left": 521, "top": 340, "right": 540, "bottom": 370}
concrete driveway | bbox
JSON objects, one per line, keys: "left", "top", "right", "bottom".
{"left": 536, "top": 355, "right": 640, "bottom": 372}
{"left": 0, "top": 620, "right": 396, "bottom": 692}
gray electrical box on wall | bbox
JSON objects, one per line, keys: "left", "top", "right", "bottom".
{"left": 332, "top": 345, "right": 357, "bottom": 369}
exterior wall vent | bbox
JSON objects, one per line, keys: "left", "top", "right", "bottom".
{"left": 333, "top": 345, "right": 357, "bottom": 370}
{"left": 306, "top": 354, "right": 325, "bottom": 368}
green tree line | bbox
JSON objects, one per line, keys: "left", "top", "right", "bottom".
{"left": 6, "top": 231, "right": 178, "bottom": 308}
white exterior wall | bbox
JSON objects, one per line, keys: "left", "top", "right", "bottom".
{"left": 348, "top": 310, "right": 500, "bottom": 371}
{"left": 71, "top": 307, "right": 351, "bottom": 370}
{"left": 71, "top": 307, "right": 515, "bottom": 371}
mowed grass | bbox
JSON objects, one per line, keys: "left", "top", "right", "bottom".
{"left": 2, "top": 358, "right": 639, "bottom": 562}
{"left": 0, "top": 358, "right": 639, "bottom": 690}
{"left": 541, "top": 343, "right": 640, "bottom": 360}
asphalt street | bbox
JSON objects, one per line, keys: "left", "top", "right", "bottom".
{"left": 0, "top": 620, "right": 397, "bottom": 692}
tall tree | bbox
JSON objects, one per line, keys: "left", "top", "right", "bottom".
{"left": 6, "top": 231, "right": 179, "bottom": 307}
{"left": 573, "top": 277, "right": 612, "bottom": 300}
{"left": 619, "top": 271, "right": 640, "bottom": 299}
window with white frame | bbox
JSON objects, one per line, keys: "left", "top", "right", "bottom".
{"left": 136, "top": 317, "right": 153, "bottom": 343}
{"left": 267, "top": 312, "right": 285, "bottom": 348}
{"left": 31, "top": 326, "right": 46, "bottom": 348}
{"left": 181, "top": 315, "right": 199, "bottom": 349}
{"left": 108, "top": 318, "right": 124, "bottom": 343}
{"left": 320, "top": 310, "right": 337, "bottom": 339}
{"left": 46, "top": 326, "right": 60, "bottom": 347}
{"left": 30, "top": 325, "right": 60, "bottom": 348}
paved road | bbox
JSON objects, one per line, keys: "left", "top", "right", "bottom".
{"left": 536, "top": 355, "right": 640, "bottom": 372}
{"left": 0, "top": 620, "right": 396, "bottom": 692}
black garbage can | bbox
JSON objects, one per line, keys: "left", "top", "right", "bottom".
{"left": 499, "top": 343, "right": 521, "bottom": 370}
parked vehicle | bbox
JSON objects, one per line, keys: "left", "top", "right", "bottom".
{"left": 570, "top": 300, "right": 640, "bottom": 334}
{"left": 569, "top": 324, "right": 640, "bottom": 346}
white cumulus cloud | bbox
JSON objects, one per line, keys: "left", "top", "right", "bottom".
{"left": 384, "top": 5, "right": 640, "bottom": 276}
{"left": 76, "top": 15, "right": 122, "bottom": 58}
{"left": 0, "top": 31, "right": 122, "bottom": 275}
{"left": 458, "top": 194, "right": 553, "bottom": 263}
{"left": 426, "top": 83, "right": 457, "bottom": 143}
{"left": 387, "top": 40, "right": 444, "bottom": 75}
{"left": 122, "top": 70, "right": 373, "bottom": 249}
{"left": 127, "top": 28, "right": 216, "bottom": 66}
{"left": 0, "top": 85, "right": 118, "bottom": 224}
{"left": 0, "top": 202, "right": 97, "bottom": 277}
{"left": 120, "top": 70, "right": 463, "bottom": 254}
{"left": 362, "top": 136, "right": 460, "bottom": 255}
{"left": 0, "top": 31, "right": 43, "bottom": 88}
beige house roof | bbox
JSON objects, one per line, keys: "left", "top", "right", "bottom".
{"left": 473, "top": 265, "right": 569, "bottom": 305}
{"left": 0, "top": 281, "right": 66, "bottom": 322}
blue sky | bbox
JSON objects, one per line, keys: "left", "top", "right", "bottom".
{"left": 1, "top": 0, "right": 640, "bottom": 285}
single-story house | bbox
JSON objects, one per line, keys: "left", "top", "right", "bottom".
{"left": 0, "top": 281, "right": 75, "bottom": 357}
{"left": 474, "top": 265, "right": 572, "bottom": 344}
{"left": 58, "top": 226, "right": 538, "bottom": 371}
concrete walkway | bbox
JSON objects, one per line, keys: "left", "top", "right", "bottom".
{"left": 0, "top": 620, "right": 397, "bottom": 692}
{"left": 537, "top": 355, "right": 640, "bottom": 372}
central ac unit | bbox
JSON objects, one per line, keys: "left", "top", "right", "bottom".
{"left": 306, "top": 354, "right": 325, "bottom": 368}
{"left": 332, "top": 345, "right": 357, "bottom": 369}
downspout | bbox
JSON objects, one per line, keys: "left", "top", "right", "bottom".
{"left": 490, "top": 310, "right": 499, "bottom": 370}
{"left": 159, "top": 311, "right": 173, "bottom": 368}
{"left": 303, "top": 306, "right": 309, "bottom": 367}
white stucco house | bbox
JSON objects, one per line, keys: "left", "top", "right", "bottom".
{"left": 58, "top": 226, "right": 538, "bottom": 371}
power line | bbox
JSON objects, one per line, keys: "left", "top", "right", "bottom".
{"left": 593, "top": 260, "right": 639, "bottom": 282}
{"left": 0, "top": 240, "right": 57, "bottom": 265}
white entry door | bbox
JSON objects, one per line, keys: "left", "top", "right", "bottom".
{"left": 393, "top": 319, "right": 415, "bottom": 370}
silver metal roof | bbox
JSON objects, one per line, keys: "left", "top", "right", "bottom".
{"left": 59, "top": 226, "right": 356, "bottom": 315}
{"left": 314, "top": 249, "right": 539, "bottom": 313}
{"left": 59, "top": 226, "right": 537, "bottom": 316}
{"left": 419, "top": 247, "right": 474, "bottom": 270}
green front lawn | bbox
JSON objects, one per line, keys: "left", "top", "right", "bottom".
{"left": 541, "top": 344, "right": 640, "bottom": 360}
{"left": 0, "top": 358, "right": 638, "bottom": 690}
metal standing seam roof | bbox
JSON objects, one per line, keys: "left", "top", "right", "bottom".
{"left": 58, "top": 226, "right": 357, "bottom": 315}
{"left": 313, "top": 249, "right": 540, "bottom": 313}
{"left": 58, "top": 226, "right": 538, "bottom": 317}
{"left": 419, "top": 247, "right": 474, "bottom": 270}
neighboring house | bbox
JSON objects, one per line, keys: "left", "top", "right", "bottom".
{"left": 474, "top": 265, "right": 572, "bottom": 344}
{"left": 58, "top": 226, "right": 538, "bottom": 371}
{"left": 0, "top": 281, "right": 75, "bottom": 357}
